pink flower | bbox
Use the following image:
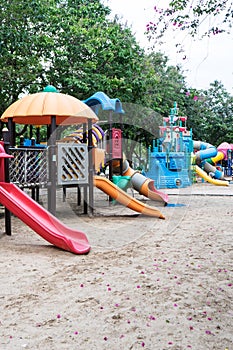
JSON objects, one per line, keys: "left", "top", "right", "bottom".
{"left": 149, "top": 315, "right": 156, "bottom": 320}
{"left": 193, "top": 95, "right": 198, "bottom": 101}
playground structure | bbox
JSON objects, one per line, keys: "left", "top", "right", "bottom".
{"left": 144, "top": 102, "right": 193, "bottom": 189}
{"left": 61, "top": 123, "right": 169, "bottom": 205}
{"left": 193, "top": 141, "right": 231, "bottom": 186}
{"left": 1, "top": 90, "right": 232, "bottom": 253}
{"left": 0, "top": 88, "right": 167, "bottom": 254}
{"left": 144, "top": 102, "right": 232, "bottom": 188}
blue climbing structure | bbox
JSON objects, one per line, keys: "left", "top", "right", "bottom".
{"left": 145, "top": 102, "right": 193, "bottom": 189}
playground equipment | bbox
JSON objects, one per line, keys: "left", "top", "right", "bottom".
{"left": 144, "top": 102, "right": 193, "bottom": 189}
{"left": 143, "top": 101, "right": 231, "bottom": 188}
{"left": 61, "top": 123, "right": 169, "bottom": 205}
{"left": 193, "top": 140, "right": 229, "bottom": 186}
{"left": 211, "top": 142, "right": 233, "bottom": 178}
{"left": 0, "top": 143, "right": 90, "bottom": 254}
{"left": 1, "top": 86, "right": 99, "bottom": 216}
{"left": 113, "top": 159, "right": 169, "bottom": 204}
{"left": 94, "top": 176, "right": 165, "bottom": 219}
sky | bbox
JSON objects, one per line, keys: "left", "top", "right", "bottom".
{"left": 103, "top": 0, "right": 233, "bottom": 94}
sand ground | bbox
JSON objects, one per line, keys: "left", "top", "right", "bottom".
{"left": 0, "top": 182, "right": 232, "bottom": 350}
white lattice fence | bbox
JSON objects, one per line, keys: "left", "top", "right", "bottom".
{"left": 57, "top": 143, "right": 88, "bottom": 185}
{"left": 9, "top": 147, "right": 48, "bottom": 187}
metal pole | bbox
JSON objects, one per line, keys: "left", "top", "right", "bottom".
{"left": 2, "top": 128, "right": 11, "bottom": 235}
{"left": 120, "top": 114, "right": 123, "bottom": 175}
{"left": 83, "top": 123, "right": 88, "bottom": 214}
{"left": 108, "top": 111, "right": 113, "bottom": 203}
{"left": 48, "top": 116, "right": 57, "bottom": 215}
{"left": 108, "top": 111, "right": 113, "bottom": 182}
{"left": 88, "top": 119, "right": 94, "bottom": 215}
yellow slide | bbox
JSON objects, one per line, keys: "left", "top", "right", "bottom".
{"left": 195, "top": 165, "right": 229, "bottom": 186}
{"left": 94, "top": 176, "right": 165, "bottom": 219}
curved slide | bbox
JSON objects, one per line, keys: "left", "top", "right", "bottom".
{"left": 113, "top": 159, "right": 168, "bottom": 205}
{"left": 124, "top": 166, "right": 168, "bottom": 205}
{"left": 193, "top": 141, "right": 225, "bottom": 181}
{"left": 0, "top": 182, "right": 90, "bottom": 254}
{"left": 94, "top": 176, "right": 165, "bottom": 219}
{"left": 195, "top": 166, "right": 229, "bottom": 186}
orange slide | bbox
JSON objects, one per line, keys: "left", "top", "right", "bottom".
{"left": 94, "top": 176, "right": 165, "bottom": 219}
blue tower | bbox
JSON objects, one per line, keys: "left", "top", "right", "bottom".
{"left": 145, "top": 102, "right": 194, "bottom": 189}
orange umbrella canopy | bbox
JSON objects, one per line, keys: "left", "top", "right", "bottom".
{"left": 1, "top": 89, "right": 98, "bottom": 125}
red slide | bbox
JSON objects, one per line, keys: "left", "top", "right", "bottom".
{"left": 0, "top": 182, "right": 90, "bottom": 254}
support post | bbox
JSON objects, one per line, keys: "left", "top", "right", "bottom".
{"left": 83, "top": 123, "right": 88, "bottom": 214}
{"left": 108, "top": 111, "right": 113, "bottom": 203}
{"left": 2, "top": 128, "right": 12, "bottom": 235}
{"left": 88, "top": 119, "right": 94, "bottom": 215}
{"left": 48, "top": 116, "right": 57, "bottom": 215}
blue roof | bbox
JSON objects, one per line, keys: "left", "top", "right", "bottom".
{"left": 83, "top": 91, "right": 124, "bottom": 115}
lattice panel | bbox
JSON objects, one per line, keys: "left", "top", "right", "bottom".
{"left": 9, "top": 148, "right": 48, "bottom": 187}
{"left": 57, "top": 143, "right": 88, "bottom": 185}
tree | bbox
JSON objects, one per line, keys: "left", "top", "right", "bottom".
{"left": 184, "top": 81, "right": 233, "bottom": 145}
{"left": 0, "top": 0, "right": 146, "bottom": 117}
{"left": 0, "top": 0, "right": 53, "bottom": 113}
{"left": 97, "top": 52, "right": 189, "bottom": 162}
{"left": 147, "top": 0, "right": 233, "bottom": 45}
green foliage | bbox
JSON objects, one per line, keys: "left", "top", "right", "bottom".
{"left": 184, "top": 81, "right": 233, "bottom": 145}
{"left": 0, "top": 0, "right": 145, "bottom": 118}
{"left": 0, "top": 0, "right": 232, "bottom": 161}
